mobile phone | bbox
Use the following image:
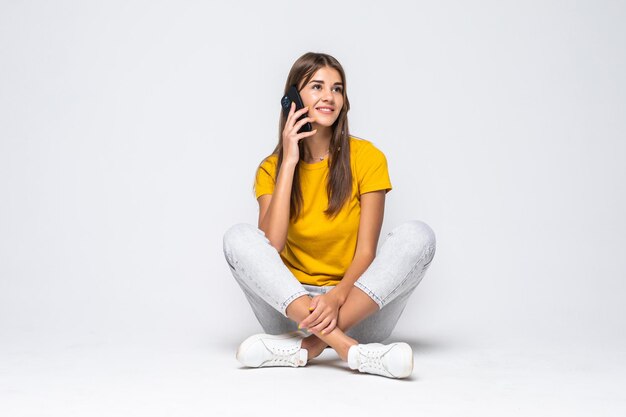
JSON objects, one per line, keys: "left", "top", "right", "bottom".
{"left": 280, "top": 85, "right": 312, "bottom": 133}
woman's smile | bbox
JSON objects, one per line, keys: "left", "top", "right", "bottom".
{"left": 315, "top": 106, "right": 335, "bottom": 115}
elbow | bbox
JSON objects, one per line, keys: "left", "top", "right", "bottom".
{"left": 356, "top": 250, "right": 376, "bottom": 264}
{"left": 269, "top": 241, "right": 285, "bottom": 253}
{"left": 265, "top": 233, "right": 285, "bottom": 253}
{"left": 258, "top": 224, "right": 285, "bottom": 253}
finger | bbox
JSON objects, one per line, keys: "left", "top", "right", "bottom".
{"left": 300, "top": 315, "right": 313, "bottom": 328}
{"left": 292, "top": 116, "right": 316, "bottom": 133}
{"left": 295, "top": 105, "right": 310, "bottom": 116}
{"left": 308, "top": 310, "right": 330, "bottom": 329}
{"left": 299, "top": 314, "right": 310, "bottom": 328}
{"left": 309, "top": 308, "right": 323, "bottom": 322}
{"left": 308, "top": 296, "right": 319, "bottom": 311}
{"left": 321, "top": 318, "right": 337, "bottom": 335}
{"left": 286, "top": 104, "right": 308, "bottom": 125}
{"left": 300, "top": 309, "right": 322, "bottom": 329}
{"left": 308, "top": 315, "right": 325, "bottom": 330}
{"left": 295, "top": 129, "right": 317, "bottom": 141}
{"left": 310, "top": 317, "right": 332, "bottom": 333}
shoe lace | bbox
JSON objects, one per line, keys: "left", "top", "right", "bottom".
{"left": 264, "top": 344, "right": 302, "bottom": 366}
{"left": 357, "top": 346, "right": 391, "bottom": 374}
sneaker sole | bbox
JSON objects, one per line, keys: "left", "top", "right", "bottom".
{"left": 236, "top": 331, "right": 305, "bottom": 367}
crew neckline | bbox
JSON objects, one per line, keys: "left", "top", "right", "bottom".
{"left": 299, "top": 157, "right": 329, "bottom": 170}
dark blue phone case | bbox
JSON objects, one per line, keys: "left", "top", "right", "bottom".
{"left": 280, "top": 85, "right": 313, "bottom": 133}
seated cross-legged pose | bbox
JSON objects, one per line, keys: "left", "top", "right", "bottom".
{"left": 223, "top": 52, "right": 436, "bottom": 379}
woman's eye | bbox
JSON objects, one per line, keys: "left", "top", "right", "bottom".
{"left": 311, "top": 84, "right": 342, "bottom": 93}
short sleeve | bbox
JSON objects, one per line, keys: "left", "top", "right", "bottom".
{"left": 254, "top": 156, "right": 278, "bottom": 199}
{"left": 356, "top": 142, "right": 392, "bottom": 195}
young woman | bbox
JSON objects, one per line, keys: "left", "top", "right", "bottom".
{"left": 223, "top": 52, "right": 436, "bottom": 379}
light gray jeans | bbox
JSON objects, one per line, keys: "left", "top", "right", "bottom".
{"left": 223, "top": 221, "right": 436, "bottom": 344}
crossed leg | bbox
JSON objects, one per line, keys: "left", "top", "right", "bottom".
{"left": 285, "top": 285, "right": 379, "bottom": 361}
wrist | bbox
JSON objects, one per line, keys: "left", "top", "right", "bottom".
{"left": 330, "top": 286, "right": 349, "bottom": 305}
{"left": 280, "top": 159, "right": 298, "bottom": 171}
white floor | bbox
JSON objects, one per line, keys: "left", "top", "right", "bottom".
{"left": 2, "top": 331, "right": 625, "bottom": 417}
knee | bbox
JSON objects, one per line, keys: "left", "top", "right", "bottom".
{"left": 222, "top": 223, "right": 261, "bottom": 262}
{"left": 391, "top": 220, "right": 436, "bottom": 263}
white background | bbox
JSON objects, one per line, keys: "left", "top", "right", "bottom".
{"left": 1, "top": 1, "right": 625, "bottom": 415}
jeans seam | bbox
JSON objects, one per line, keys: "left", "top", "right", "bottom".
{"left": 280, "top": 290, "right": 310, "bottom": 316}
{"left": 354, "top": 281, "right": 384, "bottom": 309}
{"left": 231, "top": 259, "right": 279, "bottom": 310}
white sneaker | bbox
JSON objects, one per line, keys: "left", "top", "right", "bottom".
{"left": 236, "top": 331, "right": 308, "bottom": 368}
{"left": 347, "top": 342, "right": 414, "bottom": 378}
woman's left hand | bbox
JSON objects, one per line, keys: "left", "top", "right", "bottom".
{"left": 299, "top": 292, "right": 343, "bottom": 335}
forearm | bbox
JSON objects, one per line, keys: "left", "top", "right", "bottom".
{"left": 331, "top": 252, "right": 376, "bottom": 304}
{"left": 259, "top": 161, "right": 297, "bottom": 251}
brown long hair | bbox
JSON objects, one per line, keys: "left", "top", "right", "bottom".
{"left": 272, "top": 52, "right": 352, "bottom": 221}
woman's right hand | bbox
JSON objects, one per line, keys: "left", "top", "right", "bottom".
{"left": 282, "top": 102, "right": 317, "bottom": 165}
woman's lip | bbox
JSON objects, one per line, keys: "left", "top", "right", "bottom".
{"left": 316, "top": 108, "right": 335, "bottom": 113}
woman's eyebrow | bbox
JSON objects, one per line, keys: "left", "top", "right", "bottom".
{"left": 309, "top": 79, "right": 344, "bottom": 85}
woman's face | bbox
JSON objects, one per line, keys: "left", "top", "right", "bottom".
{"left": 298, "top": 66, "right": 344, "bottom": 128}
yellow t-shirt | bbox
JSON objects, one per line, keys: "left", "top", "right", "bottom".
{"left": 254, "top": 137, "right": 392, "bottom": 286}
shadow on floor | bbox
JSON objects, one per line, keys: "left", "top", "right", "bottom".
{"left": 207, "top": 330, "right": 461, "bottom": 356}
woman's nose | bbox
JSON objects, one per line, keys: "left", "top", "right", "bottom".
{"left": 322, "top": 88, "right": 334, "bottom": 101}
